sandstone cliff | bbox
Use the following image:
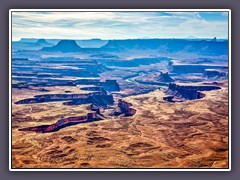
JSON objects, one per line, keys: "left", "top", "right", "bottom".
{"left": 19, "top": 112, "right": 100, "bottom": 133}
{"left": 100, "top": 80, "right": 120, "bottom": 91}
{"left": 113, "top": 99, "right": 136, "bottom": 116}
{"left": 15, "top": 91, "right": 114, "bottom": 108}
{"left": 203, "top": 69, "right": 228, "bottom": 80}
{"left": 164, "top": 83, "right": 221, "bottom": 100}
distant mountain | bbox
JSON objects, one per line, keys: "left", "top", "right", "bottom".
{"left": 14, "top": 38, "right": 228, "bottom": 56}
{"left": 41, "top": 40, "right": 82, "bottom": 52}
{"left": 211, "top": 37, "right": 217, "bottom": 42}
{"left": 18, "top": 38, "right": 38, "bottom": 42}
{"left": 101, "top": 39, "right": 228, "bottom": 56}
{"left": 12, "top": 38, "right": 53, "bottom": 51}
{"left": 15, "top": 38, "right": 108, "bottom": 48}
{"left": 36, "top": 39, "right": 51, "bottom": 45}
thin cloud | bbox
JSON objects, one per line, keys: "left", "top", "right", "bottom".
{"left": 11, "top": 11, "right": 229, "bottom": 41}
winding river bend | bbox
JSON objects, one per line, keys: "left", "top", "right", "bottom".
{"left": 124, "top": 72, "right": 169, "bottom": 88}
{"left": 124, "top": 72, "right": 145, "bottom": 84}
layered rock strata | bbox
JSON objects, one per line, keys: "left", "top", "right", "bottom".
{"left": 100, "top": 80, "right": 120, "bottom": 91}
{"left": 203, "top": 69, "right": 228, "bottom": 80}
{"left": 19, "top": 112, "right": 100, "bottom": 133}
{"left": 164, "top": 83, "right": 221, "bottom": 101}
{"left": 15, "top": 91, "right": 114, "bottom": 108}
{"left": 113, "top": 99, "right": 136, "bottom": 116}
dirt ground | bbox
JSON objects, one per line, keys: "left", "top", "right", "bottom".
{"left": 11, "top": 81, "right": 229, "bottom": 168}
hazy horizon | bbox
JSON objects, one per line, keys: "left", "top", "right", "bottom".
{"left": 13, "top": 37, "right": 229, "bottom": 42}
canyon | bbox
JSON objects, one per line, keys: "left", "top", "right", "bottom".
{"left": 11, "top": 38, "right": 229, "bottom": 169}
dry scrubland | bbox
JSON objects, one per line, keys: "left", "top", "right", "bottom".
{"left": 12, "top": 81, "right": 228, "bottom": 168}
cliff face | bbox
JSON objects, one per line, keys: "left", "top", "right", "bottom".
{"left": 164, "top": 83, "right": 221, "bottom": 100}
{"left": 101, "top": 80, "right": 120, "bottom": 91}
{"left": 157, "top": 72, "right": 174, "bottom": 82}
{"left": 165, "top": 87, "right": 202, "bottom": 100}
{"left": 204, "top": 69, "right": 228, "bottom": 80}
{"left": 41, "top": 40, "right": 82, "bottom": 52}
{"left": 15, "top": 91, "right": 114, "bottom": 108}
{"left": 113, "top": 99, "right": 136, "bottom": 116}
{"left": 89, "top": 104, "right": 101, "bottom": 114}
{"left": 90, "top": 94, "right": 114, "bottom": 107}
{"left": 19, "top": 112, "right": 100, "bottom": 133}
{"left": 163, "top": 96, "right": 184, "bottom": 103}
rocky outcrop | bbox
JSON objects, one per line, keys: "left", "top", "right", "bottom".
{"left": 18, "top": 112, "right": 101, "bottom": 133}
{"left": 163, "top": 96, "right": 184, "bottom": 103}
{"left": 203, "top": 69, "right": 228, "bottom": 80}
{"left": 100, "top": 80, "right": 120, "bottom": 91}
{"left": 89, "top": 94, "right": 114, "bottom": 107}
{"left": 15, "top": 91, "right": 114, "bottom": 108}
{"left": 89, "top": 104, "right": 101, "bottom": 114}
{"left": 63, "top": 93, "right": 114, "bottom": 108}
{"left": 164, "top": 83, "right": 221, "bottom": 101}
{"left": 113, "top": 99, "right": 136, "bottom": 117}
{"left": 12, "top": 79, "right": 120, "bottom": 93}
{"left": 41, "top": 40, "right": 82, "bottom": 52}
{"left": 157, "top": 72, "right": 174, "bottom": 82}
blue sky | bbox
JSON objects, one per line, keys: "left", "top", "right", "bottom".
{"left": 12, "top": 11, "right": 229, "bottom": 41}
